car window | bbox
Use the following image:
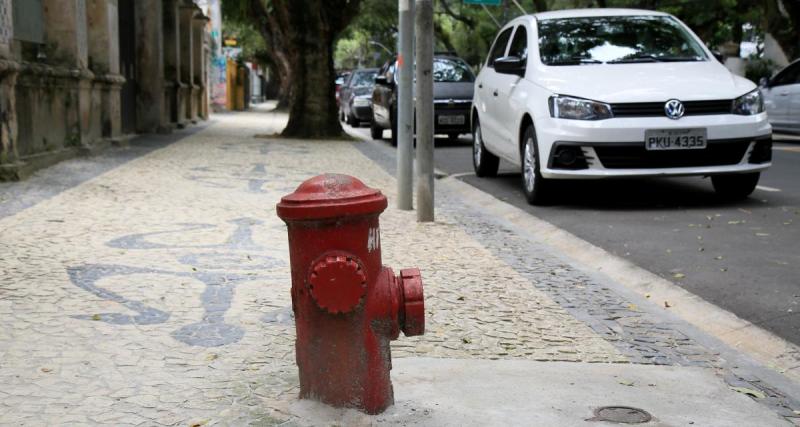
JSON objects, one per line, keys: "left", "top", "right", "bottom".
{"left": 433, "top": 58, "right": 475, "bottom": 83}
{"left": 538, "top": 15, "right": 707, "bottom": 65}
{"left": 508, "top": 25, "right": 528, "bottom": 64}
{"left": 350, "top": 70, "right": 378, "bottom": 87}
{"left": 487, "top": 27, "right": 514, "bottom": 67}
{"left": 771, "top": 62, "right": 800, "bottom": 87}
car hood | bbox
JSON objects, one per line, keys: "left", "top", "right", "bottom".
{"left": 433, "top": 82, "right": 474, "bottom": 101}
{"left": 532, "top": 61, "right": 756, "bottom": 102}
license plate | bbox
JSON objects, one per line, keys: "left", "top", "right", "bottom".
{"left": 438, "top": 115, "right": 465, "bottom": 125}
{"left": 645, "top": 128, "right": 707, "bottom": 150}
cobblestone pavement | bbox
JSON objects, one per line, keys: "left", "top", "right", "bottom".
{"left": 0, "top": 105, "right": 797, "bottom": 425}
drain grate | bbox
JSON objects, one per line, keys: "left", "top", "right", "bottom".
{"left": 590, "top": 406, "right": 652, "bottom": 424}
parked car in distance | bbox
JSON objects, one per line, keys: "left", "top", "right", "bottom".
{"left": 762, "top": 59, "right": 800, "bottom": 134}
{"left": 335, "top": 71, "right": 351, "bottom": 109}
{"left": 339, "top": 68, "right": 379, "bottom": 126}
{"left": 472, "top": 9, "right": 772, "bottom": 205}
{"left": 371, "top": 53, "right": 475, "bottom": 145}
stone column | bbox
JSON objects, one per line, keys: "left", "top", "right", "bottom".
{"left": 0, "top": 0, "right": 19, "bottom": 173}
{"left": 190, "top": 13, "right": 206, "bottom": 122}
{"left": 162, "top": 0, "right": 184, "bottom": 127}
{"left": 135, "top": 0, "right": 168, "bottom": 133}
{"left": 42, "top": 0, "right": 93, "bottom": 146}
{"left": 87, "top": 0, "right": 123, "bottom": 140}
{"left": 179, "top": 2, "right": 194, "bottom": 123}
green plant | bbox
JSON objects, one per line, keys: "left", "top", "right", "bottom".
{"left": 745, "top": 56, "right": 776, "bottom": 83}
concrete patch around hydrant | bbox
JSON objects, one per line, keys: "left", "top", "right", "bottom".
{"left": 287, "top": 357, "right": 787, "bottom": 426}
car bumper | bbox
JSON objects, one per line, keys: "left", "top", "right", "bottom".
{"left": 536, "top": 113, "right": 772, "bottom": 179}
{"left": 352, "top": 105, "right": 373, "bottom": 121}
{"left": 434, "top": 105, "right": 471, "bottom": 134}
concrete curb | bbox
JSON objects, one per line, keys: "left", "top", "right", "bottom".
{"left": 440, "top": 174, "right": 800, "bottom": 384}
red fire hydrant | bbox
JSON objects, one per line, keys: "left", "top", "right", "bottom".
{"left": 276, "top": 173, "right": 425, "bottom": 414}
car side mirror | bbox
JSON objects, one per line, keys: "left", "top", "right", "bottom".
{"left": 494, "top": 56, "right": 526, "bottom": 77}
{"left": 759, "top": 77, "right": 770, "bottom": 88}
{"left": 711, "top": 50, "right": 724, "bottom": 63}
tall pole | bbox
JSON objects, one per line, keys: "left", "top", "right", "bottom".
{"left": 397, "top": 0, "right": 415, "bottom": 210}
{"left": 415, "top": 0, "right": 434, "bottom": 222}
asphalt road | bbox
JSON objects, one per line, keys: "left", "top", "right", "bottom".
{"left": 349, "top": 124, "right": 800, "bottom": 346}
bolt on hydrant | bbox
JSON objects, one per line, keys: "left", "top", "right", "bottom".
{"left": 276, "top": 174, "right": 425, "bottom": 414}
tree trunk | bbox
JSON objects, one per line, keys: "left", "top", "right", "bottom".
{"left": 281, "top": 3, "right": 343, "bottom": 138}
{"left": 765, "top": 0, "right": 800, "bottom": 60}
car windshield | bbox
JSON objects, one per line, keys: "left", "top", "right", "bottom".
{"left": 538, "top": 15, "right": 707, "bottom": 65}
{"left": 433, "top": 58, "right": 475, "bottom": 83}
{"left": 350, "top": 70, "right": 377, "bottom": 87}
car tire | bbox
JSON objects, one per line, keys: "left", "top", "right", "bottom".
{"left": 472, "top": 117, "right": 499, "bottom": 177}
{"left": 370, "top": 121, "right": 383, "bottom": 140}
{"left": 520, "top": 125, "right": 552, "bottom": 205}
{"left": 712, "top": 173, "right": 760, "bottom": 200}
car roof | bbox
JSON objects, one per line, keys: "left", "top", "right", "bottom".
{"left": 533, "top": 8, "right": 669, "bottom": 20}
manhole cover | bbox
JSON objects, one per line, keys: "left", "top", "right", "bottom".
{"left": 591, "top": 406, "right": 652, "bottom": 424}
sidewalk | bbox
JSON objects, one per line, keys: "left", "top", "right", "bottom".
{"left": 0, "top": 104, "right": 797, "bottom": 425}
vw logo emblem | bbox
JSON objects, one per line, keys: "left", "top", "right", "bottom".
{"left": 664, "top": 99, "right": 685, "bottom": 120}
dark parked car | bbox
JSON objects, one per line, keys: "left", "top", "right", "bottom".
{"left": 339, "top": 68, "right": 379, "bottom": 126}
{"left": 335, "top": 71, "right": 351, "bottom": 109}
{"left": 371, "top": 54, "right": 475, "bottom": 145}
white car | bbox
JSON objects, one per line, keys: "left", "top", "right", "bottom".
{"left": 762, "top": 59, "right": 800, "bottom": 134}
{"left": 472, "top": 8, "right": 772, "bottom": 205}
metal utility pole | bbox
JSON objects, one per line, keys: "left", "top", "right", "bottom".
{"left": 415, "top": 0, "right": 434, "bottom": 222}
{"left": 397, "top": 0, "right": 415, "bottom": 211}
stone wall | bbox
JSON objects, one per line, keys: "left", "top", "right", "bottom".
{"left": 0, "top": 0, "right": 211, "bottom": 181}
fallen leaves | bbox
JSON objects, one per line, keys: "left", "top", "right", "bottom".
{"left": 730, "top": 386, "right": 766, "bottom": 399}
{"left": 672, "top": 273, "right": 686, "bottom": 279}
{"left": 664, "top": 301, "right": 672, "bottom": 308}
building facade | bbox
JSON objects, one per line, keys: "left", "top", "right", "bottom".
{"left": 0, "top": 0, "right": 211, "bottom": 181}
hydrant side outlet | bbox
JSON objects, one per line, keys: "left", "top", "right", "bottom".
{"left": 276, "top": 174, "right": 426, "bottom": 415}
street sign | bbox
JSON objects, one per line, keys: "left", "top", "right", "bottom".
{"left": 463, "top": 0, "right": 502, "bottom": 5}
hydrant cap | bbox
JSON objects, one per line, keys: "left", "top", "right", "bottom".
{"left": 277, "top": 174, "right": 388, "bottom": 221}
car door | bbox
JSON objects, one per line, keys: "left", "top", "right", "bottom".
{"left": 372, "top": 62, "right": 396, "bottom": 128}
{"left": 763, "top": 62, "right": 800, "bottom": 130}
{"left": 493, "top": 24, "right": 529, "bottom": 162}
{"left": 477, "top": 26, "right": 514, "bottom": 152}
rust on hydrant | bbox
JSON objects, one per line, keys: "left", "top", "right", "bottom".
{"left": 276, "top": 173, "right": 426, "bottom": 414}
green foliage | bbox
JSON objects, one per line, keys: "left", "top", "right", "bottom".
{"left": 222, "top": 20, "right": 268, "bottom": 62}
{"left": 745, "top": 57, "right": 777, "bottom": 83}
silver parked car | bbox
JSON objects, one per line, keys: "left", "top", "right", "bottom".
{"left": 763, "top": 59, "right": 800, "bottom": 134}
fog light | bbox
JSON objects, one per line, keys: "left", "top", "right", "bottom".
{"left": 749, "top": 139, "right": 772, "bottom": 164}
{"left": 550, "top": 145, "right": 588, "bottom": 170}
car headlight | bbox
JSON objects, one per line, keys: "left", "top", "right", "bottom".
{"left": 549, "top": 95, "right": 612, "bottom": 120}
{"left": 353, "top": 97, "right": 371, "bottom": 107}
{"left": 732, "top": 89, "right": 764, "bottom": 115}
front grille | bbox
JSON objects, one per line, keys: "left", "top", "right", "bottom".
{"left": 611, "top": 100, "right": 733, "bottom": 118}
{"left": 594, "top": 141, "right": 750, "bottom": 169}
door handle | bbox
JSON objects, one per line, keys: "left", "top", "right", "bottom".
{"left": 493, "top": 90, "right": 498, "bottom": 97}
{"left": 478, "top": 83, "right": 483, "bottom": 89}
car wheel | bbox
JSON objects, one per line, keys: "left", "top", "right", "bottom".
{"left": 348, "top": 113, "right": 359, "bottom": 127}
{"left": 521, "top": 125, "right": 552, "bottom": 205}
{"left": 472, "top": 118, "right": 499, "bottom": 177}
{"left": 712, "top": 173, "right": 760, "bottom": 200}
{"left": 370, "top": 121, "right": 383, "bottom": 140}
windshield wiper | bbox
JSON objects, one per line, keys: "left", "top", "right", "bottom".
{"left": 609, "top": 54, "right": 704, "bottom": 64}
{"left": 608, "top": 54, "right": 659, "bottom": 64}
{"left": 548, "top": 57, "right": 603, "bottom": 66}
